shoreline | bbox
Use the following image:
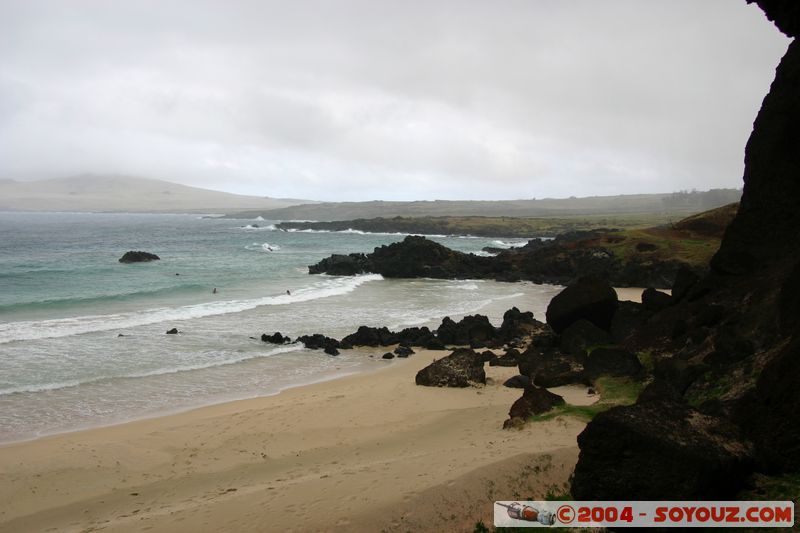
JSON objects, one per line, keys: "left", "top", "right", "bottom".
{"left": 0, "top": 349, "right": 591, "bottom": 533}
{"left": 1, "top": 286, "right": 647, "bottom": 447}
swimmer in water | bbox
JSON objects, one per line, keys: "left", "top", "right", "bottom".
{"left": 212, "top": 288, "right": 217, "bottom": 294}
{"left": 286, "top": 290, "right": 291, "bottom": 296}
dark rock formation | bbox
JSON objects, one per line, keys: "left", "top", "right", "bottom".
{"left": 166, "top": 328, "right": 178, "bottom": 334}
{"left": 488, "top": 347, "right": 520, "bottom": 367}
{"left": 503, "top": 375, "right": 531, "bottom": 389}
{"left": 396, "top": 326, "right": 436, "bottom": 347}
{"left": 394, "top": 346, "right": 415, "bottom": 358}
{"left": 570, "top": 3, "right": 800, "bottom": 498}
{"left": 504, "top": 385, "right": 565, "bottom": 428}
{"left": 297, "top": 334, "right": 341, "bottom": 355}
{"left": 340, "top": 326, "right": 398, "bottom": 347}
{"left": 518, "top": 346, "right": 587, "bottom": 388}
{"left": 559, "top": 319, "right": 612, "bottom": 357}
{"left": 497, "top": 307, "right": 538, "bottom": 342}
{"left": 308, "top": 253, "right": 371, "bottom": 276}
{"left": 571, "top": 399, "right": 754, "bottom": 500}
{"left": 436, "top": 314, "right": 497, "bottom": 347}
{"left": 583, "top": 347, "right": 643, "bottom": 380}
{"left": 382, "top": 352, "right": 394, "bottom": 359}
{"left": 641, "top": 287, "right": 672, "bottom": 312}
{"left": 310, "top": 235, "right": 497, "bottom": 279}
{"left": 545, "top": 277, "right": 619, "bottom": 333}
{"left": 324, "top": 345, "right": 340, "bottom": 356}
{"left": 415, "top": 348, "right": 486, "bottom": 387}
{"left": 261, "top": 332, "right": 290, "bottom": 344}
{"left": 309, "top": 225, "right": 714, "bottom": 288}
{"left": 119, "top": 251, "right": 160, "bottom": 263}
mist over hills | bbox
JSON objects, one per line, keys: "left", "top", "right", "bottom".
{"left": 0, "top": 175, "right": 742, "bottom": 220}
{"left": 0, "top": 174, "right": 312, "bottom": 213}
{"left": 228, "top": 188, "right": 742, "bottom": 221}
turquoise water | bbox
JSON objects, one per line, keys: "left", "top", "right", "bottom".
{"left": 0, "top": 212, "right": 560, "bottom": 441}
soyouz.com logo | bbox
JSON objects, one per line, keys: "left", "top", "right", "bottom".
{"left": 493, "top": 501, "right": 795, "bottom": 528}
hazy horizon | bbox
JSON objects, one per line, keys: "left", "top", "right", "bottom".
{"left": 0, "top": 1, "right": 788, "bottom": 202}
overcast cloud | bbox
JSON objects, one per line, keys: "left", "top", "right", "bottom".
{"left": 0, "top": 0, "right": 789, "bottom": 201}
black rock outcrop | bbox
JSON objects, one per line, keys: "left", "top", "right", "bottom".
{"left": 297, "top": 334, "right": 341, "bottom": 355}
{"left": 415, "top": 348, "right": 486, "bottom": 387}
{"left": 261, "top": 332, "right": 290, "bottom": 344}
{"left": 572, "top": 2, "right": 800, "bottom": 499}
{"left": 119, "top": 251, "right": 160, "bottom": 263}
{"left": 436, "top": 314, "right": 497, "bottom": 347}
{"left": 504, "top": 385, "right": 565, "bottom": 428}
{"left": 571, "top": 399, "right": 754, "bottom": 500}
{"left": 545, "top": 277, "right": 619, "bottom": 333}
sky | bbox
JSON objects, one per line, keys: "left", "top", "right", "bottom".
{"left": 0, "top": 1, "right": 789, "bottom": 202}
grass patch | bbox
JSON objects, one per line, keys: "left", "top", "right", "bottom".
{"left": 638, "top": 350, "right": 655, "bottom": 373}
{"left": 531, "top": 376, "right": 645, "bottom": 423}
{"left": 595, "top": 227, "right": 721, "bottom": 267}
{"left": 685, "top": 372, "right": 736, "bottom": 408}
{"left": 742, "top": 472, "right": 800, "bottom": 502}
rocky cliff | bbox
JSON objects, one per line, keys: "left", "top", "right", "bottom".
{"left": 571, "top": 0, "right": 800, "bottom": 499}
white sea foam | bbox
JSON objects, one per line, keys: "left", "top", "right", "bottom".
{"left": 490, "top": 239, "right": 530, "bottom": 248}
{"left": 244, "top": 242, "right": 281, "bottom": 252}
{"left": 0, "top": 344, "right": 300, "bottom": 397}
{"left": 472, "top": 250, "right": 498, "bottom": 257}
{"left": 241, "top": 224, "right": 276, "bottom": 230}
{"left": 255, "top": 216, "right": 265, "bottom": 221}
{"left": 0, "top": 274, "right": 383, "bottom": 345}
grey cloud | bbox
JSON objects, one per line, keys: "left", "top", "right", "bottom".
{"left": 0, "top": 0, "right": 789, "bottom": 201}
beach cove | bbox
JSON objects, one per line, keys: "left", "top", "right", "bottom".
{"left": 0, "top": 350, "right": 590, "bottom": 532}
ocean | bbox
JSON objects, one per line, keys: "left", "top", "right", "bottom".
{"left": 0, "top": 211, "right": 562, "bottom": 442}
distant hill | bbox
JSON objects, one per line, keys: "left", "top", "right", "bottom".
{"left": 228, "top": 189, "right": 742, "bottom": 221}
{"left": 0, "top": 174, "right": 313, "bottom": 213}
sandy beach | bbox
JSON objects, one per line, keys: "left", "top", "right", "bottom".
{"left": 0, "top": 349, "right": 593, "bottom": 533}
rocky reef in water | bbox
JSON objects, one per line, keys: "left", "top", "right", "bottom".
{"left": 119, "top": 250, "right": 160, "bottom": 263}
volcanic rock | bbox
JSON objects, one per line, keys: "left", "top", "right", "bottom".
{"left": 436, "top": 314, "right": 497, "bottom": 347}
{"left": 572, "top": 399, "right": 754, "bottom": 500}
{"left": 504, "top": 385, "right": 565, "bottom": 428}
{"left": 545, "top": 277, "right": 619, "bottom": 333}
{"left": 415, "top": 348, "right": 486, "bottom": 387}
{"left": 119, "top": 251, "right": 160, "bottom": 263}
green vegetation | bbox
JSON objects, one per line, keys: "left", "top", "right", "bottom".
{"left": 531, "top": 376, "right": 645, "bottom": 423}
{"left": 741, "top": 472, "right": 800, "bottom": 502}
{"left": 587, "top": 226, "right": 722, "bottom": 267}
{"left": 637, "top": 350, "right": 655, "bottom": 373}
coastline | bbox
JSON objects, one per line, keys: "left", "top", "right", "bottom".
{"left": 0, "top": 349, "right": 591, "bottom": 533}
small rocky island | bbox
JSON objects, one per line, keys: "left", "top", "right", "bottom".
{"left": 119, "top": 251, "right": 160, "bottom": 263}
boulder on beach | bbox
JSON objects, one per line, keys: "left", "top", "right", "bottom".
{"left": 415, "top": 348, "right": 486, "bottom": 387}
{"left": 503, "top": 384, "right": 565, "bottom": 428}
{"left": 166, "top": 328, "right": 178, "bottom": 334}
{"left": 545, "top": 276, "right": 619, "bottom": 333}
{"left": 393, "top": 346, "right": 414, "bottom": 358}
{"left": 119, "top": 250, "right": 160, "bottom": 263}
{"left": 382, "top": 352, "right": 394, "bottom": 359}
